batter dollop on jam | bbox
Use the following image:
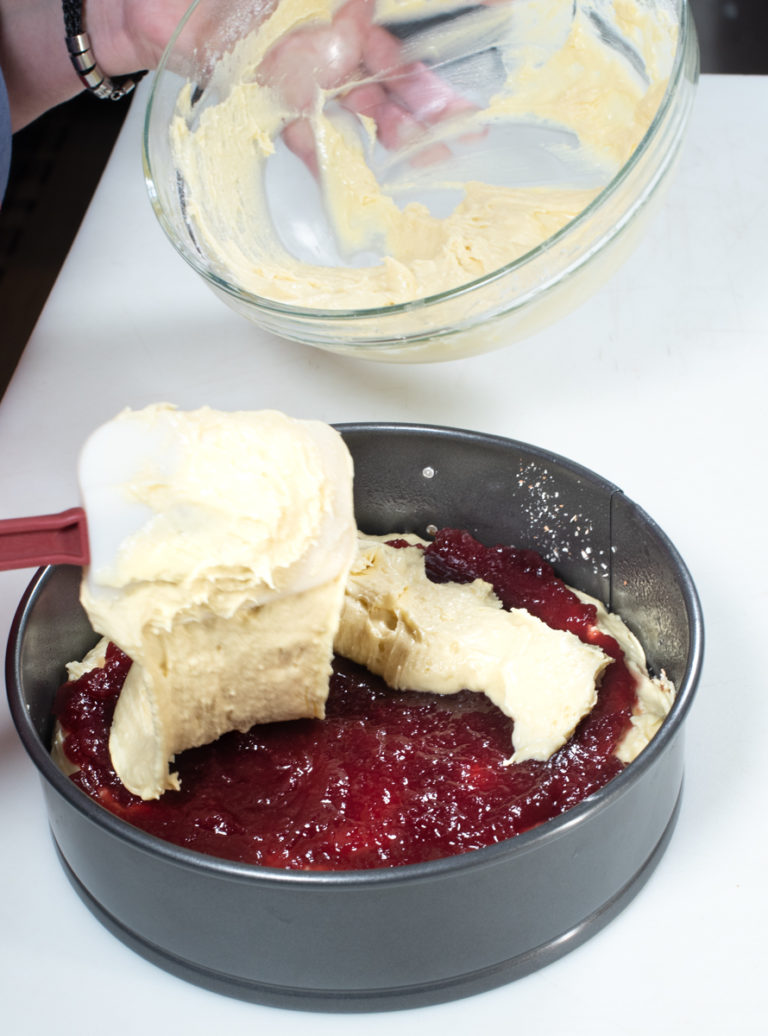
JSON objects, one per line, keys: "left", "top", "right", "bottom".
{"left": 53, "top": 529, "right": 673, "bottom": 871}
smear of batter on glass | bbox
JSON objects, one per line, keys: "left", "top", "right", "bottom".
{"left": 169, "top": 0, "right": 678, "bottom": 308}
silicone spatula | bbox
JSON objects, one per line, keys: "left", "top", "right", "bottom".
{"left": 0, "top": 507, "right": 90, "bottom": 570}
{"left": 0, "top": 421, "right": 160, "bottom": 573}
{"left": 0, "top": 408, "right": 184, "bottom": 576}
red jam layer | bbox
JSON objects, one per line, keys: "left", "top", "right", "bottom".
{"left": 54, "top": 529, "right": 638, "bottom": 870}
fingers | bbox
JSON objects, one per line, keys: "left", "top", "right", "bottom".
{"left": 256, "top": 0, "right": 371, "bottom": 171}
{"left": 282, "top": 117, "right": 320, "bottom": 178}
{"left": 258, "top": 0, "right": 372, "bottom": 111}
{"left": 362, "top": 24, "right": 474, "bottom": 127}
{"left": 264, "top": 1, "right": 477, "bottom": 171}
{"left": 339, "top": 83, "right": 453, "bottom": 163}
{"left": 340, "top": 23, "right": 475, "bottom": 161}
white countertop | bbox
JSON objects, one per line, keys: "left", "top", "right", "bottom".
{"left": 1, "top": 73, "right": 766, "bottom": 1034}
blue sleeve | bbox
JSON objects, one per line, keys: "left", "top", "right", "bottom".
{"left": 0, "top": 66, "right": 11, "bottom": 202}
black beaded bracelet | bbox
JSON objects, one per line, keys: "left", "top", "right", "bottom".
{"left": 63, "top": 0, "right": 146, "bottom": 100}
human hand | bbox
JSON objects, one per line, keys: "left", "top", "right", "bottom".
{"left": 255, "top": 0, "right": 480, "bottom": 173}
{"left": 85, "top": 0, "right": 193, "bottom": 77}
{"left": 0, "top": 0, "right": 191, "bottom": 131}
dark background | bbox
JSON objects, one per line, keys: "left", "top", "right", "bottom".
{"left": 0, "top": 0, "right": 766, "bottom": 395}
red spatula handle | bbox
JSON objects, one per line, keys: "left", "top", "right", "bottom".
{"left": 0, "top": 507, "right": 89, "bottom": 570}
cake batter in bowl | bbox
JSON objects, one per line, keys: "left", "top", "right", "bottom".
{"left": 144, "top": 0, "right": 699, "bottom": 360}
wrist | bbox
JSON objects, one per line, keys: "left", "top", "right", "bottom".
{"left": 78, "top": 0, "right": 180, "bottom": 79}
{"left": 64, "top": 1, "right": 145, "bottom": 100}
{"left": 78, "top": 1, "right": 139, "bottom": 76}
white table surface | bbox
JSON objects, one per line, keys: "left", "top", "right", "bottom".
{"left": 1, "top": 73, "right": 766, "bottom": 1034}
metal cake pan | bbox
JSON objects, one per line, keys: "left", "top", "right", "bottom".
{"left": 6, "top": 424, "right": 703, "bottom": 1011}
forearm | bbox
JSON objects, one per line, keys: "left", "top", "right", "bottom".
{"left": 0, "top": 0, "right": 83, "bottom": 130}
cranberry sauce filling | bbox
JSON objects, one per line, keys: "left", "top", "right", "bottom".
{"left": 53, "top": 530, "right": 638, "bottom": 870}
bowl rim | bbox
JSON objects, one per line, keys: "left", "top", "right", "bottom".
{"left": 143, "top": 0, "right": 698, "bottom": 322}
{"left": 5, "top": 421, "right": 705, "bottom": 887}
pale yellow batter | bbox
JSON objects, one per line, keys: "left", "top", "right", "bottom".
{"left": 336, "top": 535, "right": 611, "bottom": 762}
{"left": 77, "top": 405, "right": 357, "bottom": 800}
{"left": 169, "top": 0, "right": 677, "bottom": 309}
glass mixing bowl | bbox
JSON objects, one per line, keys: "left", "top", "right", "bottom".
{"left": 143, "top": 0, "right": 699, "bottom": 363}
